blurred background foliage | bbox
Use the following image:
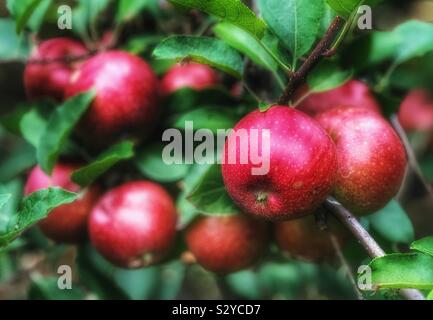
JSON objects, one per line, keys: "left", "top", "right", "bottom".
{"left": 0, "top": 0, "right": 432, "bottom": 300}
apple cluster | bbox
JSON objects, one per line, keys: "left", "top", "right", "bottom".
{"left": 23, "top": 37, "right": 414, "bottom": 274}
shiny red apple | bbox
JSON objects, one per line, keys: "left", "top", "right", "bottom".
{"left": 24, "top": 38, "right": 88, "bottom": 101}
{"left": 88, "top": 181, "right": 177, "bottom": 268}
{"left": 398, "top": 89, "right": 433, "bottom": 132}
{"left": 316, "top": 106, "right": 407, "bottom": 215}
{"left": 295, "top": 80, "right": 381, "bottom": 116}
{"left": 161, "top": 63, "right": 219, "bottom": 95}
{"left": 222, "top": 106, "right": 337, "bottom": 220}
{"left": 65, "top": 50, "right": 160, "bottom": 144}
{"left": 185, "top": 214, "right": 268, "bottom": 274}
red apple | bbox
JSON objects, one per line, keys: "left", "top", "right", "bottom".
{"left": 295, "top": 80, "right": 381, "bottom": 116}
{"left": 88, "top": 181, "right": 177, "bottom": 268}
{"left": 24, "top": 38, "right": 88, "bottom": 101}
{"left": 185, "top": 214, "right": 268, "bottom": 274}
{"left": 161, "top": 63, "right": 219, "bottom": 95}
{"left": 222, "top": 106, "right": 337, "bottom": 221}
{"left": 65, "top": 50, "right": 160, "bottom": 144}
{"left": 398, "top": 89, "right": 433, "bottom": 132}
{"left": 316, "top": 106, "right": 407, "bottom": 215}
{"left": 24, "top": 163, "right": 100, "bottom": 243}
{"left": 275, "top": 213, "right": 348, "bottom": 262}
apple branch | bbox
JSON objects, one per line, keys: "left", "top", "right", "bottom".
{"left": 324, "top": 197, "right": 425, "bottom": 301}
{"left": 277, "top": 16, "right": 345, "bottom": 105}
{"left": 390, "top": 114, "right": 433, "bottom": 198}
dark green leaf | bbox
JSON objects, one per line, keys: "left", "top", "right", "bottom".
{"left": 19, "top": 102, "right": 54, "bottom": 147}
{"left": 135, "top": 143, "right": 190, "bottom": 183}
{"left": 76, "top": 244, "right": 128, "bottom": 299}
{"left": 0, "top": 180, "right": 23, "bottom": 217}
{"left": 0, "top": 194, "right": 11, "bottom": 211}
{"left": 171, "top": 107, "right": 237, "bottom": 133}
{"left": 187, "top": 164, "right": 238, "bottom": 215}
{"left": 411, "top": 237, "right": 433, "bottom": 257}
{"left": 0, "top": 18, "right": 29, "bottom": 60}
{"left": 0, "top": 188, "right": 77, "bottom": 248}
{"left": 37, "top": 91, "right": 95, "bottom": 175}
{"left": 326, "top": 0, "right": 383, "bottom": 19}
{"left": 368, "top": 253, "right": 433, "bottom": 290}
{"left": 394, "top": 20, "right": 433, "bottom": 64}
{"left": 113, "top": 267, "right": 159, "bottom": 300}
{"left": 29, "top": 276, "right": 86, "bottom": 300}
{"left": 366, "top": 200, "right": 414, "bottom": 244}
{"left": 169, "top": 0, "right": 266, "bottom": 38}
{"left": 73, "top": 0, "right": 112, "bottom": 37}
{"left": 155, "top": 260, "right": 186, "bottom": 299}
{"left": 166, "top": 87, "right": 237, "bottom": 113}
{"left": 72, "top": 141, "right": 134, "bottom": 187}
{"left": 213, "top": 22, "right": 279, "bottom": 72}
{"left": 123, "top": 35, "right": 164, "bottom": 54}
{"left": 117, "top": 0, "right": 158, "bottom": 22}
{"left": 258, "top": 0, "right": 325, "bottom": 63}
{"left": 153, "top": 36, "right": 244, "bottom": 78}
{"left": 307, "top": 60, "right": 352, "bottom": 93}
{"left": 0, "top": 140, "right": 36, "bottom": 183}
{"left": 226, "top": 270, "right": 263, "bottom": 299}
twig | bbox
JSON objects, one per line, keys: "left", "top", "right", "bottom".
{"left": 329, "top": 231, "right": 365, "bottom": 300}
{"left": 277, "top": 16, "right": 345, "bottom": 105}
{"left": 390, "top": 114, "right": 433, "bottom": 198}
{"left": 325, "top": 197, "right": 425, "bottom": 300}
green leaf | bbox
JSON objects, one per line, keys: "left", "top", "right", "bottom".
{"left": 213, "top": 22, "right": 279, "bottom": 72}
{"left": 226, "top": 270, "right": 264, "bottom": 299}
{"left": 72, "top": 141, "right": 134, "bottom": 187}
{"left": 394, "top": 20, "right": 433, "bottom": 64}
{"left": 0, "top": 188, "right": 77, "bottom": 248}
{"left": 29, "top": 276, "right": 85, "bottom": 300}
{"left": 19, "top": 102, "right": 54, "bottom": 147}
{"left": 0, "top": 194, "right": 11, "bottom": 211}
{"left": 166, "top": 87, "right": 237, "bottom": 113}
{"left": 170, "top": 107, "right": 237, "bottom": 134}
{"left": 135, "top": 143, "right": 190, "bottom": 183}
{"left": 73, "top": 0, "right": 112, "bottom": 37}
{"left": 76, "top": 244, "right": 128, "bottom": 299}
{"left": 123, "top": 35, "right": 163, "bottom": 55}
{"left": 153, "top": 36, "right": 244, "bottom": 78}
{"left": 307, "top": 60, "right": 352, "bottom": 93}
{"left": 0, "top": 18, "right": 29, "bottom": 60}
{"left": 428, "top": 289, "right": 433, "bottom": 300}
{"left": 258, "top": 0, "right": 325, "bottom": 63}
{"left": 368, "top": 253, "right": 433, "bottom": 290}
{"left": 187, "top": 164, "right": 238, "bottom": 215}
{"left": 117, "top": 0, "right": 158, "bottom": 22}
{"left": 0, "top": 180, "right": 23, "bottom": 217}
{"left": 36, "top": 91, "right": 95, "bottom": 175}
{"left": 326, "top": 0, "right": 383, "bottom": 19}
{"left": 411, "top": 237, "right": 433, "bottom": 257}
{"left": 155, "top": 260, "right": 186, "bottom": 299}
{"left": 169, "top": 0, "right": 266, "bottom": 39}
{"left": 113, "top": 267, "right": 159, "bottom": 300}
{"left": 7, "top": 0, "right": 42, "bottom": 33}
{"left": 366, "top": 200, "right": 414, "bottom": 244}
{"left": 0, "top": 140, "right": 36, "bottom": 183}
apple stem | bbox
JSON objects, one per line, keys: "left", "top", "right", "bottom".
{"left": 390, "top": 114, "right": 433, "bottom": 199}
{"left": 277, "top": 16, "right": 346, "bottom": 106}
{"left": 325, "top": 197, "right": 425, "bottom": 300}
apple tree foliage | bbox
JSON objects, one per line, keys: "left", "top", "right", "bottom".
{"left": 0, "top": 0, "right": 432, "bottom": 299}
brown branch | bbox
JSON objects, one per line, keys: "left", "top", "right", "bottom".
{"left": 390, "top": 114, "right": 433, "bottom": 199}
{"left": 277, "top": 16, "right": 345, "bottom": 105}
{"left": 325, "top": 197, "right": 425, "bottom": 301}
